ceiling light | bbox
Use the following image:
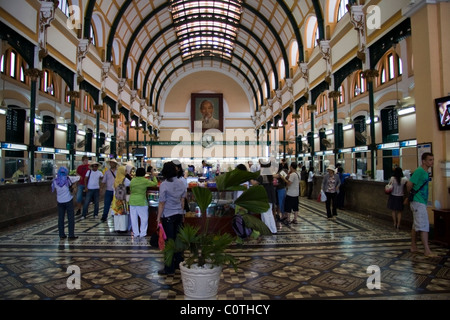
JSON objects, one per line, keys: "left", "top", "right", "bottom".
{"left": 398, "top": 106, "right": 415, "bottom": 116}
{"left": 343, "top": 124, "right": 353, "bottom": 131}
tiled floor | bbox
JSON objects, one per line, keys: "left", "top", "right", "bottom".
{"left": 0, "top": 199, "right": 449, "bottom": 301}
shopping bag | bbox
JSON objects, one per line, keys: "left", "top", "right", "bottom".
{"left": 320, "top": 190, "right": 327, "bottom": 202}
{"left": 158, "top": 223, "right": 167, "bottom": 251}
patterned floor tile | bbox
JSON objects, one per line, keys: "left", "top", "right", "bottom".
{"left": 0, "top": 199, "right": 449, "bottom": 300}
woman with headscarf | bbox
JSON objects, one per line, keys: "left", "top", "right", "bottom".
{"left": 111, "top": 166, "right": 131, "bottom": 233}
{"left": 51, "top": 167, "right": 80, "bottom": 240}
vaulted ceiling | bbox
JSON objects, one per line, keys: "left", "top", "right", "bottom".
{"left": 84, "top": 0, "right": 328, "bottom": 112}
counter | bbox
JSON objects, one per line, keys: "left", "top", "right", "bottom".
{"left": 311, "top": 176, "right": 413, "bottom": 226}
{"left": 0, "top": 181, "right": 57, "bottom": 229}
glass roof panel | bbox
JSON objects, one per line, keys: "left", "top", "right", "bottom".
{"left": 170, "top": 0, "right": 243, "bottom": 61}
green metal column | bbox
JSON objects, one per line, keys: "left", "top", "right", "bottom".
{"left": 68, "top": 92, "right": 77, "bottom": 170}
{"left": 126, "top": 122, "right": 130, "bottom": 161}
{"left": 96, "top": 112, "right": 100, "bottom": 161}
{"left": 333, "top": 98, "right": 338, "bottom": 164}
{"left": 29, "top": 79, "right": 37, "bottom": 176}
{"left": 310, "top": 109, "right": 315, "bottom": 166}
{"left": 368, "top": 80, "right": 376, "bottom": 179}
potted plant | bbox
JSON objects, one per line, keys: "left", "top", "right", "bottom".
{"left": 163, "top": 168, "right": 270, "bottom": 299}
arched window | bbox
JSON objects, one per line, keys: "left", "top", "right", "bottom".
{"left": 2, "top": 50, "right": 28, "bottom": 84}
{"left": 378, "top": 50, "right": 403, "bottom": 85}
{"left": 353, "top": 71, "right": 367, "bottom": 96}
{"left": 279, "top": 59, "right": 285, "bottom": 81}
{"left": 305, "top": 16, "right": 318, "bottom": 49}
{"left": 58, "top": 0, "right": 71, "bottom": 18}
{"left": 338, "top": 85, "right": 345, "bottom": 104}
{"left": 337, "top": 0, "right": 349, "bottom": 22}
{"left": 90, "top": 25, "right": 96, "bottom": 46}
{"left": 290, "top": 41, "right": 298, "bottom": 68}
{"left": 84, "top": 94, "right": 95, "bottom": 115}
{"left": 314, "top": 25, "right": 320, "bottom": 47}
{"left": 40, "top": 70, "right": 56, "bottom": 97}
{"left": 317, "top": 93, "right": 328, "bottom": 114}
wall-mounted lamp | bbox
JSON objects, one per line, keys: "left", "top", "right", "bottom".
{"left": 366, "top": 116, "right": 380, "bottom": 124}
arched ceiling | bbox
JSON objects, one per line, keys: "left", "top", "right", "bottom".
{"left": 87, "top": 0, "right": 323, "bottom": 112}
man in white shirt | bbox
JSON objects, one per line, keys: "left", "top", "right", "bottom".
{"left": 82, "top": 161, "right": 104, "bottom": 219}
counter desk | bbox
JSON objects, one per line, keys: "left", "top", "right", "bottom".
{"left": 0, "top": 181, "right": 57, "bottom": 229}
{"left": 311, "top": 176, "right": 414, "bottom": 227}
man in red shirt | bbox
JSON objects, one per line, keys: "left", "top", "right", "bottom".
{"left": 75, "top": 156, "right": 90, "bottom": 215}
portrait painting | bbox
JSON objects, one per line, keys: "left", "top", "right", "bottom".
{"left": 191, "top": 93, "right": 223, "bottom": 132}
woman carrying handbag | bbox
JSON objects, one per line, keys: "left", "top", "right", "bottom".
{"left": 387, "top": 167, "right": 408, "bottom": 230}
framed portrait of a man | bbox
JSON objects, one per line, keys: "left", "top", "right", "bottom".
{"left": 191, "top": 93, "right": 223, "bottom": 132}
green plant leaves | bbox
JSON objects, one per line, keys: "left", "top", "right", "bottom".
{"left": 215, "top": 168, "right": 260, "bottom": 191}
{"left": 234, "top": 185, "right": 270, "bottom": 214}
{"left": 163, "top": 224, "right": 237, "bottom": 269}
{"left": 191, "top": 187, "right": 212, "bottom": 213}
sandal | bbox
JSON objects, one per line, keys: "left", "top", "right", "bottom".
{"left": 291, "top": 220, "right": 298, "bottom": 224}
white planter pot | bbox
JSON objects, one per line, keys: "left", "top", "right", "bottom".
{"left": 179, "top": 262, "right": 222, "bottom": 300}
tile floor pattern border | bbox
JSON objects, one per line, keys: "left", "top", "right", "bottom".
{"left": 0, "top": 199, "right": 449, "bottom": 300}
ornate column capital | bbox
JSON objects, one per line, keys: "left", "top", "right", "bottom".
{"left": 24, "top": 68, "right": 43, "bottom": 81}
{"left": 93, "top": 104, "right": 104, "bottom": 112}
{"left": 307, "top": 104, "right": 317, "bottom": 112}
{"left": 362, "top": 69, "right": 379, "bottom": 83}
{"left": 101, "top": 62, "right": 111, "bottom": 82}
{"left": 328, "top": 91, "right": 342, "bottom": 101}
{"left": 67, "top": 90, "right": 80, "bottom": 99}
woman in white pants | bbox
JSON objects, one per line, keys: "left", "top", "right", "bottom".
{"left": 129, "top": 168, "right": 158, "bottom": 237}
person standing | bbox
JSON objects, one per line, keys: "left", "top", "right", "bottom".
{"left": 81, "top": 161, "right": 104, "bottom": 219}
{"left": 101, "top": 159, "right": 118, "bottom": 222}
{"left": 300, "top": 165, "right": 308, "bottom": 197}
{"left": 407, "top": 153, "right": 437, "bottom": 257}
{"left": 111, "top": 166, "right": 131, "bottom": 233}
{"left": 322, "top": 165, "right": 341, "bottom": 221}
{"left": 51, "top": 167, "right": 80, "bottom": 240}
{"left": 129, "top": 167, "right": 158, "bottom": 238}
{"left": 387, "top": 167, "right": 408, "bottom": 230}
{"left": 336, "top": 166, "right": 350, "bottom": 210}
{"left": 173, "top": 160, "right": 189, "bottom": 213}
{"left": 307, "top": 165, "right": 315, "bottom": 199}
{"left": 251, "top": 159, "right": 277, "bottom": 233}
{"left": 280, "top": 162, "right": 300, "bottom": 225}
{"left": 274, "top": 164, "right": 288, "bottom": 222}
{"left": 157, "top": 162, "right": 187, "bottom": 275}
{"left": 75, "top": 156, "right": 90, "bottom": 216}
{"left": 12, "top": 161, "right": 27, "bottom": 183}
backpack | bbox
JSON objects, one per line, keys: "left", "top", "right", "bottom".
{"left": 115, "top": 178, "right": 127, "bottom": 201}
{"left": 232, "top": 214, "right": 252, "bottom": 239}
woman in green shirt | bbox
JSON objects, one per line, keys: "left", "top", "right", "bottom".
{"left": 129, "top": 167, "right": 158, "bottom": 238}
